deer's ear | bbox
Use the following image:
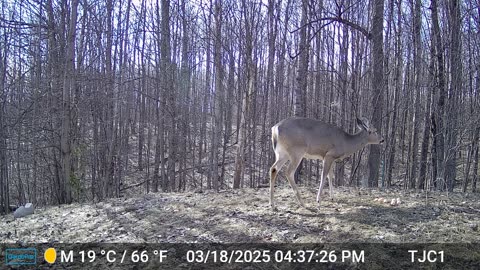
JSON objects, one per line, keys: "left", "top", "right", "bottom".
{"left": 357, "top": 117, "right": 369, "bottom": 131}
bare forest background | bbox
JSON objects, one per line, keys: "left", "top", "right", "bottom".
{"left": 0, "top": 0, "right": 478, "bottom": 213}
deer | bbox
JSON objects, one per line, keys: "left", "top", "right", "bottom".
{"left": 269, "top": 117, "right": 384, "bottom": 211}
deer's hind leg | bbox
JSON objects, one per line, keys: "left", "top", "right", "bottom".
{"left": 285, "top": 151, "right": 306, "bottom": 208}
{"left": 270, "top": 150, "right": 288, "bottom": 211}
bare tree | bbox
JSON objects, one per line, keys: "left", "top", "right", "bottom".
{"left": 430, "top": 0, "right": 446, "bottom": 190}
{"left": 444, "top": 0, "right": 461, "bottom": 191}
{"left": 367, "top": 0, "right": 384, "bottom": 187}
{"left": 1, "top": 0, "right": 479, "bottom": 211}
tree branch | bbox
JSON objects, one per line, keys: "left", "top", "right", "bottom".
{"left": 293, "top": 17, "right": 372, "bottom": 40}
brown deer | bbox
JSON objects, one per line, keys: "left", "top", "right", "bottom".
{"left": 269, "top": 117, "right": 384, "bottom": 210}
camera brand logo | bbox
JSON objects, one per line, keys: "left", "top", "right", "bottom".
{"left": 5, "top": 248, "right": 37, "bottom": 265}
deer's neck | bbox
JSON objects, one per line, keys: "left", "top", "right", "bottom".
{"left": 344, "top": 130, "right": 369, "bottom": 155}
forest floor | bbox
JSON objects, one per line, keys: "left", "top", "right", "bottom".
{"left": 1, "top": 185, "right": 480, "bottom": 243}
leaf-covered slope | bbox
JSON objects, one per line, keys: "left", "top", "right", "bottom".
{"left": 2, "top": 187, "right": 479, "bottom": 243}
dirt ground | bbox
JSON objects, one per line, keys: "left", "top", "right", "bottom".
{"left": 2, "top": 186, "right": 479, "bottom": 244}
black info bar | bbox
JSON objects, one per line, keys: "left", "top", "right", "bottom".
{"left": 1, "top": 243, "right": 479, "bottom": 269}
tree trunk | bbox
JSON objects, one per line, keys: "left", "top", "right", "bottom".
{"left": 294, "top": 0, "right": 309, "bottom": 118}
{"left": 367, "top": 0, "right": 384, "bottom": 187}
{"left": 418, "top": 39, "right": 436, "bottom": 189}
{"left": 0, "top": 14, "right": 9, "bottom": 212}
{"left": 266, "top": 0, "right": 279, "bottom": 171}
{"left": 233, "top": 0, "right": 257, "bottom": 189}
{"left": 463, "top": 128, "right": 479, "bottom": 192}
{"left": 160, "top": 0, "right": 175, "bottom": 191}
{"left": 408, "top": 0, "right": 422, "bottom": 189}
{"left": 293, "top": 0, "right": 309, "bottom": 183}
{"left": 472, "top": 144, "right": 479, "bottom": 192}
{"left": 60, "top": 0, "right": 79, "bottom": 204}
{"left": 444, "top": 0, "right": 461, "bottom": 191}
{"left": 431, "top": 0, "right": 446, "bottom": 190}
{"left": 211, "top": 0, "right": 223, "bottom": 191}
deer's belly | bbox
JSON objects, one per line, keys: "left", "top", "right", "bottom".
{"left": 303, "top": 153, "right": 325, "bottom": 160}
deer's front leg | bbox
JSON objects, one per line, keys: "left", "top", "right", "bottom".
{"left": 328, "top": 164, "right": 335, "bottom": 199}
{"left": 317, "top": 156, "right": 333, "bottom": 203}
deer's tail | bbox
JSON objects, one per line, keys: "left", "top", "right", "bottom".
{"left": 271, "top": 126, "right": 278, "bottom": 151}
